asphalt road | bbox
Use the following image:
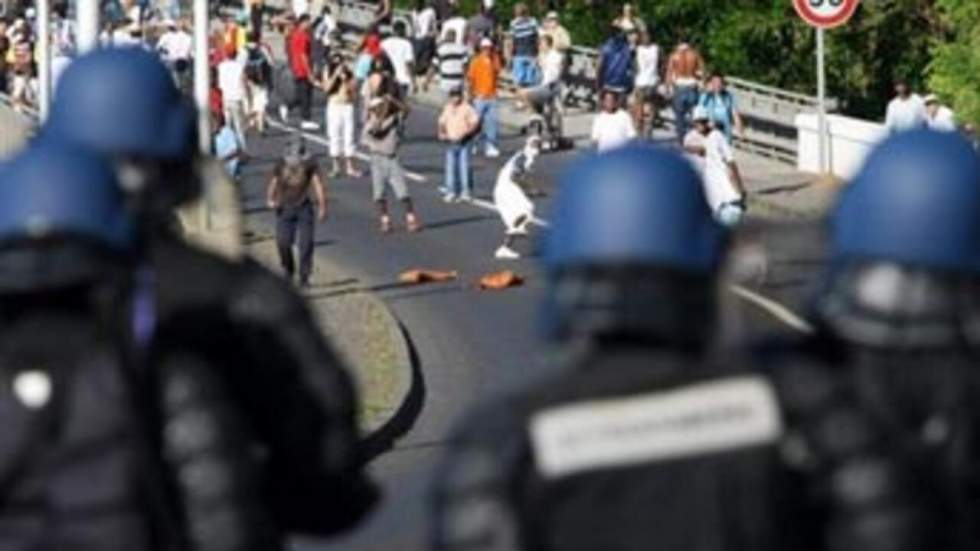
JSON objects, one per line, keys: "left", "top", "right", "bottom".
{"left": 234, "top": 97, "right": 829, "bottom": 550}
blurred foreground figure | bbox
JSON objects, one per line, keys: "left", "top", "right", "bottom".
{"left": 43, "top": 48, "right": 376, "bottom": 542}
{"left": 433, "top": 145, "right": 815, "bottom": 550}
{"left": 756, "top": 129, "right": 980, "bottom": 551}
{"left": 0, "top": 142, "right": 271, "bottom": 549}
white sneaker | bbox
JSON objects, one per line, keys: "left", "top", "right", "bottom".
{"left": 300, "top": 120, "right": 320, "bottom": 131}
{"left": 485, "top": 146, "right": 501, "bottom": 158}
{"left": 442, "top": 193, "right": 458, "bottom": 203}
{"left": 495, "top": 245, "right": 521, "bottom": 259}
{"left": 279, "top": 105, "right": 289, "bottom": 124}
{"left": 506, "top": 226, "right": 528, "bottom": 237}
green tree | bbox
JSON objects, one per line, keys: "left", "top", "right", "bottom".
{"left": 928, "top": 0, "right": 980, "bottom": 127}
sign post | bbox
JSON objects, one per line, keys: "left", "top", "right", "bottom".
{"left": 793, "top": 0, "right": 860, "bottom": 174}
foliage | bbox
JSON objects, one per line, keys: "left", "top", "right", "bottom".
{"left": 928, "top": 0, "right": 980, "bottom": 127}
{"left": 397, "top": 0, "right": 949, "bottom": 120}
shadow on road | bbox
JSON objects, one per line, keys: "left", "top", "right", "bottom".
{"left": 422, "top": 214, "right": 495, "bottom": 231}
{"left": 360, "top": 324, "right": 427, "bottom": 462}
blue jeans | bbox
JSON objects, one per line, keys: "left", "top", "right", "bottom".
{"left": 443, "top": 144, "right": 472, "bottom": 198}
{"left": 473, "top": 98, "right": 499, "bottom": 151}
{"left": 275, "top": 201, "right": 315, "bottom": 284}
{"left": 673, "top": 85, "right": 700, "bottom": 142}
{"left": 512, "top": 55, "right": 540, "bottom": 87}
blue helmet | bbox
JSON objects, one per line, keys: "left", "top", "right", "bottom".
{"left": 815, "top": 130, "right": 980, "bottom": 348}
{"left": 832, "top": 129, "right": 980, "bottom": 272}
{"left": 544, "top": 144, "right": 726, "bottom": 273}
{"left": 45, "top": 48, "right": 196, "bottom": 160}
{"left": 0, "top": 140, "right": 134, "bottom": 252}
{"left": 541, "top": 144, "right": 727, "bottom": 343}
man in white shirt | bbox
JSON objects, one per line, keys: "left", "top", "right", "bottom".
{"left": 924, "top": 94, "right": 957, "bottom": 133}
{"left": 591, "top": 89, "right": 637, "bottom": 152}
{"left": 412, "top": 0, "right": 438, "bottom": 86}
{"left": 157, "top": 19, "right": 193, "bottom": 85}
{"left": 683, "top": 106, "right": 746, "bottom": 226}
{"left": 518, "top": 34, "right": 563, "bottom": 109}
{"left": 440, "top": 7, "right": 468, "bottom": 46}
{"left": 381, "top": 21, "right": 416, "bottom": 97}
{"left": 313, "top": 6, "right": 337, "bottom": 62}
{"left": 217, "top": 48, "right": 252, "bottom": 154}
{"left": 885, "top": 80, "right": 926, "bottom": 135}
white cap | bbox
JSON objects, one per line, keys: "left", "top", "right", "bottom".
{"left": 546, "top": 11, "right": 559, "bottom": 20}
{"left": 480, "top": 37, "right": 493, "bottom": 48}
{"left": 924, "top": 94, "right": 939, "bottom": 104}
{"left": 691, "top": 106, "right": 710, "bottom": 122}
{"left": 483, "top": 0, "right": 495, "bottom": 9}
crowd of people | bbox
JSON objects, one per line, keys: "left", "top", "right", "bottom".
{"left": 5, "top": 1, "right": 980, "bottom": 550}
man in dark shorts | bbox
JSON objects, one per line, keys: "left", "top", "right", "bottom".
{"left": 267, "top": 138, "right": 328, "bottom": 287}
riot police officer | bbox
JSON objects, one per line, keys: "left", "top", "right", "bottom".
{"left": 432, "top": 144, "right": 817, "bottom": 551}
{"left": 42, "top": 48, "right": 377, "bottom": 538}
{"left": 755, "top": 129, "right": 980, "bottom": 551}
{"left": 0, "top": 140, "right": 275, "bottom": 550}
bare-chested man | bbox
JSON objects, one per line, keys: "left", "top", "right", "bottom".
{"left": 666, "top": 41, "right": 704, "bottom": 143}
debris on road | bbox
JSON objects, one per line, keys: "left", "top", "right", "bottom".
{"left": 398, "top": 269, "right": 459, "bottom": 284}
{"left": 477, "top": 271, "right": 525, "bottom": 290}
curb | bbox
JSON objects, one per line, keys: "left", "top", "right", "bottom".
{"left": 241, "top": 229, "right": 417, "bottom": 439}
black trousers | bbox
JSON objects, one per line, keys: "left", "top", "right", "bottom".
{"left": 292, "top": 78, "right": 313, "bottom": 121}
{"left": 275, "top": 201, "right": 315, "bottom": 283}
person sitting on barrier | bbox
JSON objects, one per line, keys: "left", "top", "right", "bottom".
{"left": 518, "top": 34, "right": 564, "bottom": 140}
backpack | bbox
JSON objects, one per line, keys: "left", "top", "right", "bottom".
{"left": 700, "top": 92, "right": 734, "bottom": 125}
{"left": 601, "top": 39, "right": 634, "bottom": 90}
{"left": 245, "top": 46, "right": 271, "bottom": 85}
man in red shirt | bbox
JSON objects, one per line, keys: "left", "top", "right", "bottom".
{"left": 286, "top": 14, "right": 318, "bottom": 130}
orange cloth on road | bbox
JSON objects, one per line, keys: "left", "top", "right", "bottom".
{"left": 398, "top": 269, "right": 458, "bottom": 284}
{"left": 467, "top": 52, "right": 501, "bottom": 99}
{"left": 478, "top": 271, "right": 524, "bottom": 290}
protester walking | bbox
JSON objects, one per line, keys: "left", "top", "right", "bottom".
{"left": 885, "top": 80, "right": 926, "bottom": 134}
{"left": 412, "top": 0, "right": 438, "bottom": 83}
{"left": 591, "top": 88, "right": 636, "bottom": 152}
{"left": 467, "top": 38, "right": 502, "bottom": 158}
{"left": 217, "top": 47, "right": 252, "bottom": 154}
{"left": 312, "top": 4, "right": 337, "bottom": 72}
{"left": 431, "top": 29, "right": 469, "bottom": 93}
{"left": 698, "top": 72, "right": 742, "bottom": 143}
{"left": 244, "top": 34, "right": 273, "bottom": 135}
{"left": 631, "top": 29, "right": 661, "bottom": 136}
{"left": 666, "top": 40, "right": 704, "bottom": 143}
{"left": 362, "top": 97, "right": 422, "bottom": 233}
{"left": 612, "top": 2, "right": 646, "bottom": 34}
{"left": 381, "top": 21, "right": 416, "bottom": 99}
{"left": 286, "top": 14, "right": 318, "bottom": 130}
{"left": 440, "top": 5, "right": 468, "bottom": 46}
{"left": 465, "top": 0, "right": 498, "bottom": 49}
{"left": 596, "top": 27, "right": 634, "bottom": 100}
{"left": 438, "top": 87, "right": 480, "bottom": 202}
{"left": 266, "top": 138, "right": 328, "bottom": 287}
{"left": 320, "top": 54, "right": 362, "bottom": 178}
{"left": 683, "top": 106, "right": 746, "bottom": 226}
{"left": 507, "top": 3, "right": 540, "bottom": 95}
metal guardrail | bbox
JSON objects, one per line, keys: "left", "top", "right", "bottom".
{"left": 315, "top": 0, "right": 827, "bottom": 164}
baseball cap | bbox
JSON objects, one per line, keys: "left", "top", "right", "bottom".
{"left": 480, "top": 37, "right": 493, "bottom": 48}
{"left": 691, "top": 106, "right": 710, "bottom": 121}
{"left": 924, "top": 94, "right": 939, "bottom": 105}
{"left": 546, "top": 11, "right": 559, "bottom": 20}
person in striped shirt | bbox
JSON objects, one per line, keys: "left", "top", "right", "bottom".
{"left": 429, "top": 28, "right": 470, "bottom": 94}
{"left": 507, "top": 3, "right": 540, "bottom": 91}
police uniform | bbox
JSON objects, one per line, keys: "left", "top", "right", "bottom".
{"left": 433, "top": 145, "right": 822, "bottom": 551}
{"left": 42, "top": 48, "right": 377, "bottom": 540}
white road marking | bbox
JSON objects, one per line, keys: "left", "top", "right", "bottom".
{"left": 265, "top": 120, "right": 807, "bottom": 332}
{"left": 728, "top": 284, "right": 814, "bottom": 334}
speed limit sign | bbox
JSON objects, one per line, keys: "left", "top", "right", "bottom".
{"left": 794, "top": 0, "right": 860, "bottom": 29}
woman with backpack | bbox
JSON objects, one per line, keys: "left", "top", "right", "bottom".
{"left": 698, "top": 72, "right": 743, "bottom": 143}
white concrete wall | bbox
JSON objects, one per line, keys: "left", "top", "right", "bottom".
{"left": 796, "top": 113, "right": 888, "bottom": 180}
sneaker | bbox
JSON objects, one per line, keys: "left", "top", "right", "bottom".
{"left": 442, "top": 193, "right": 458, "bottom": 203}
{"left": 406, "top": 213, "right": 422, "bottom": 233}
{"left": 485, "top": 146, "right": 501, "bottom": 158}
{"left": 495, "top": 245, "right": 521, "bottom": 259}
{"left": 458, "top": 194, "right": 473, "bottom": 203}
{"left": 505, "top": 226, "right": 528, "bottom": 237}
{"left": 300, "top": 120, "right": 320, "bottom": 131}
{"left": 279, "top": 105, "right": 289, "bottom": 124}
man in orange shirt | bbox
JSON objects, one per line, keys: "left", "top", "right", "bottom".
{"left": 466, "top": 37, "right": 502, "bottom": 158}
